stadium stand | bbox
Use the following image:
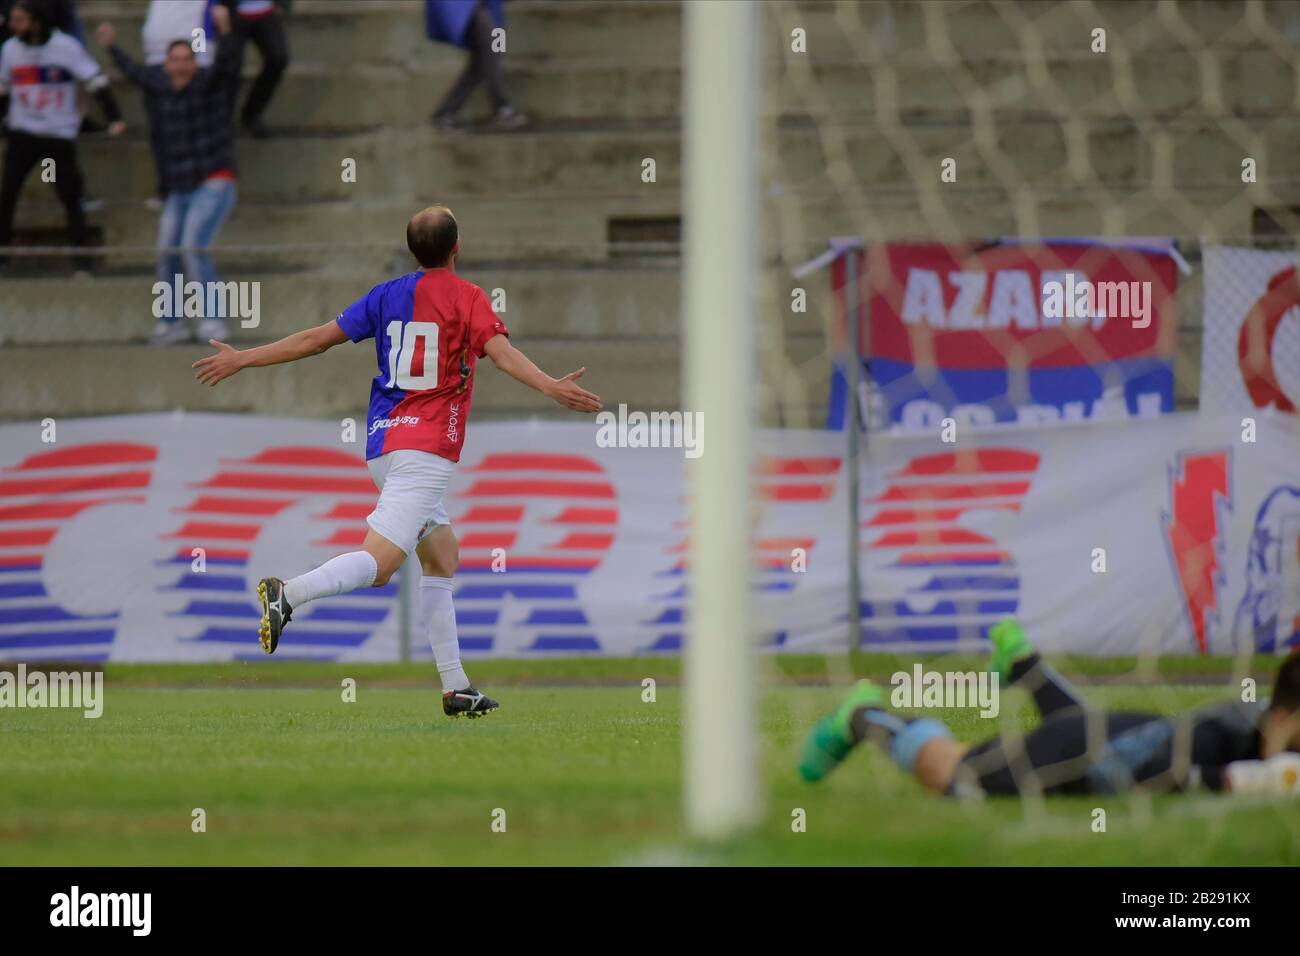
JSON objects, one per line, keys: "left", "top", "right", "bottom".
{"left": 1, "top": 0, "right": 1298, "bottom": 427}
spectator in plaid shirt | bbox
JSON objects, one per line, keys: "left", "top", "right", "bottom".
{"left": 96, "top": 5, "right": 242, "bottom": 345}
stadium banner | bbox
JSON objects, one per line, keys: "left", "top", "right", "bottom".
{"left": 1200, "top": 245, "right": 1300, "bottom": 415}
{"left": 0, "top": 411, "right": 1296, "bottom": 661}
{"left": 827, "top": 239, "right": 1180, "bottom": 431}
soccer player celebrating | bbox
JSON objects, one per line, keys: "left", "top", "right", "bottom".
{"left": 192, "top": 205, "right": 603, "bottom": 717}
{"left": 800, "top": 619, "right": 1300, "bottom": 797}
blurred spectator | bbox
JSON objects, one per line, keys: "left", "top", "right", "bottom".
{"left": 140, "top": 1, "right": 217, "bottom": 208}
{"left": 1, "top": 0, "right": 81, "bottom": 45}
{"left": 142, "top": 0, "right": 215, "bottom": 68}
{"left": 0, "top": 0, "right": 123, "bottom": 275}
{"left": 98, "top": 6, "right": 241, "bottom": 345}
{"left": 4, "top": 1, "right": 105, "bottom": 139}
{"left": 230, "top": 0, "right": 290, "bottom": 139}
{"left": 427, "top": 0, "right": 526, "bottom": 131}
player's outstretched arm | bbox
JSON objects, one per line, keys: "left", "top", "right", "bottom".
{"left": 483, "top": 334, "right": 602, "bottom": 413}
{"left": 192, "top": 320, "right": 350, "bottom": 387}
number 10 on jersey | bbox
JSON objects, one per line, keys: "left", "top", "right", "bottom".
{"left": 385, "top": 321, "right": 440, "bottom": 390}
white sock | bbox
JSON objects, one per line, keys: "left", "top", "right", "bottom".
{"left": 421, "top": 576, "right": 469, "bottom": 691}
{"left": 283, "top": 551, "right": 378, "bottom": 608}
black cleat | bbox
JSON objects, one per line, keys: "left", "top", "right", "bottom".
{"left": 442, "top": 686, "right": 499, "bottom": 719}
{"left": 256, "top": 577, "right": 293, "bottom": 654}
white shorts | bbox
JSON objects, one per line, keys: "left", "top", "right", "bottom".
{"left": 365, "top": 449, "right": 455, "bottom": 555}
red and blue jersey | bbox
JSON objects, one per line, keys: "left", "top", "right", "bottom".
{"left": 335, "top": 269, "right": 508, "bottom": 463}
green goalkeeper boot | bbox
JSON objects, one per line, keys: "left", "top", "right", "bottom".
{"left": 798, "top": 680, "right": 886, "bottom": 782}
{"left": 988, "top": 617, "right": 1033, "bottom": 684}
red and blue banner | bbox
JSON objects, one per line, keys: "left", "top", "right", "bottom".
{"left": 828, "top": 240, "right": 1180, "bottom": 430}
{"left": 1, "top": 411, "right": 1294, "bottom": 660}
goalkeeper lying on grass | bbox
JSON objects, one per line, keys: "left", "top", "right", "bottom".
{"left": 800, "top": 619, "right": 1300, "bottom": 797}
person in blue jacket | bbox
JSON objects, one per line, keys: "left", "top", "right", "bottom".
{"left": 427, "top": 0, "right": 525, "bottom": 131}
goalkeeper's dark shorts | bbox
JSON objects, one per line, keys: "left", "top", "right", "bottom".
{"left": 947, "top": 656, "right": 1262, "bottom": 796}
{"left": 953, "top": 709, "right": 1164, "bottom": 796}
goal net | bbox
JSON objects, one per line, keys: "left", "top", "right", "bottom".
{"left": 745, "top": 0, "right": 1300, "bottom": 848}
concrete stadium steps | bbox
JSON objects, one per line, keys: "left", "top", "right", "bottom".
{"left": 61, "top": 115, "right": 1300, "bottom": 210}
{"left": 758, "top": 327, "right": 834, "bottom": 429}
{"left": 79, "top": 0, "right": 1300, "bottom": 70}
{"left": 760, "top": 0, "right": 1300, "bottom": 60}
{"left": 0, "top": 267, "right": 686, "bottom": 345}
{"left": 91, "top": 48, "right": 1299, "bottom": 135}
{"left": 0, "top": 338, "right": 678, "bottom": 420}
{"left": 769, "top": 49, "right": 1300, "bottom": 123}
{"left": 767, "top": 185, "right": 1286, "bottom": 251}
{"left": 86, "top": 49, "right": 1300, "bottom": 138}
{"left": 277, "top": 0, "right": 682, "bottom": 66}
{"left": 79, "top": 0, "right": 684, "bottom": 68}
{"left": 19, "top": 173, "right": 1283, "bottom": 261}
{"left": 71, "top": 128, "right": 681, "bottom": 202}
{"left": 80, "top": 0, "right": 1295, "bottom": 133}
{"left": 769, "top": 119, "right": 1300, "bottom": 194}
{"left": 16, "top": 177, "right": 1278, "bottom": 274}
{"left": 14, "top": 193, "right": 681, "bottom": 267}
{"left": 91, "top": 46, "right": 1298, "bottom": 134}
{"left": 99, "top": 61, "right": 683, "bottom": 130}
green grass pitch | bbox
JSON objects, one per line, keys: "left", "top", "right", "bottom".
{"left": 3, "top": 656, "right": 1298, "bottom": 865}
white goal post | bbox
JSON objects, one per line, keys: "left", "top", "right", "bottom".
{"left": 682, "top": 0, "right": 762, "bottom": 839}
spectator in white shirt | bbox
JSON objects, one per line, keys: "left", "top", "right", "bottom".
{"left": 0, "top": 0, "right": 123, "bottom": 274}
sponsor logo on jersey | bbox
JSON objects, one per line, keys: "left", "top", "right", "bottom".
{"left": 368, "top": 415, "right": 421, "bottom": 436}
{"left": 446, "top": 403, "right": 461, "bottom": 445}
